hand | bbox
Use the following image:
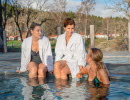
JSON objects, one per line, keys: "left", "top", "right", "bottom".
{"left": 16, "top": 70, "right": 21, "bottom": 74}
{"left": 79, "top": 65, "right": 83, "bottom": 71}
{"left": 76, "top": 73, "right": 82, "bottom": 78}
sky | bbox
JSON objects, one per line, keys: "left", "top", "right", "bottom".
{"left": 18, "top": 0, "right": 125, "bottom": 18}
{"left": 68, "top": 0, "right": 125, "bottom": 18}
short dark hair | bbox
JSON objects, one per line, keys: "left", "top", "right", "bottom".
{"left": 28, "top": 22, "right": 41, "bottom": 36}
{"left": 30, "top": 22, "right": 41, "bottom": 30}
{"left": 64, "top": 18, "right": 75, "bottom": 27}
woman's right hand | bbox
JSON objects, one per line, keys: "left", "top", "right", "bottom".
{"left": 16, "top": 70, "right": 21, "bottom": 73}
{"left": 76, "top": 73, "right": 82, "bottom": 78}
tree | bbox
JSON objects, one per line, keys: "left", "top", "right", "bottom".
{"left": 77, "top": 0, "right": 95, "bottom": 35}
{"left": 0, "top": 0, "right": 12, "bottom": 52}
{"left": 0, "top": 0, "right": 3, "bottom": 52}
{"left": 110, "top": 0, "right": 130, "bottom": 51}
{"left": 11, "top": 0, "right": 51, "bottom": 40}
{"left": 51, "top": 0, "right": 67, "bottom": 27}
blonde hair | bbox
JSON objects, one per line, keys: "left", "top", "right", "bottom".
{"left": 88, "top": 48, "right": 105, "bottom": 70}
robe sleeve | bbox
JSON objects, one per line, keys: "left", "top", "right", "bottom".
{"left": 20, "top": 40, "right": 27, "bottom": 72}
{"left": 55, "top": 36, "right": 63, "bottom": 61}
{"left": 76, "top": 36, "right": 86, "bottom": 67}
{"left": 44, "top": 38, "right": 53, "bottom": 72}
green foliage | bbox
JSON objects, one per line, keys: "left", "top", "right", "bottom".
{"left": 66, "top": 11, "right": 76, "bottom": 19}
{"left": 7, "top": 40, "right": 22, "bottom": 48}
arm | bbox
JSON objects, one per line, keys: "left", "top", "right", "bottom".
{"left": 55, "top": 36, "right": 63, "bottom": 62}
{"left": 76, "top": 36, "right": 86, "bottom": 69}
{"left": 76, "top": 66, "right": 88, "bottom": 78}
{"left": 19, "top": 40, "right": 27, "bottom": 72}
{"left": 99, "top": 69, "right": 110, "bottom": 84}
{"left": 45, "top": 38, "right": 53, "bottom": 72}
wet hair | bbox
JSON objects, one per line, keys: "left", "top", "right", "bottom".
{"left": 88, "top": 48, "right": 106, "bottom": 70}
{"left": 64, "top": 18, "right": 75, "bottom": 27}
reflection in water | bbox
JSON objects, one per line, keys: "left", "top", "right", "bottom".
{"left": 1, "top": 75, "right": 130, "bottom": 100}
{"left": 86, "top": 82, "right": 109, "bottom": 100}
{"left": 28, "top": 77, "right": 45, "bottom": 86}
{"left": 54, "top": 79, "right": 110, "bottom": 100}
{"left": 20, "top": 77, "right": 110, "bottom": 100}
{"left": 54, "top": 79, "right": 86, "bottom": 100}
{"left": 20, "top": 77, "right": 60, "bottom": 100}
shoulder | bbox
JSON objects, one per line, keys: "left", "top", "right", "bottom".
{"left": 73, "top": 33, "right": 83, "bottom": 41}
{"left": 56, "top": 34, "right": 65, "bottom": 42}
{"left": 41, "top": 36, "right": 49, "bottom": 41}
{"left": 22, "top": 36, "right": 31, "bottom": 43}
{"left": 42, "top": 36, "right": 49, "bottom": 40}
{"left": 98, "top": 68, "right": 108, "bottom": 76}
{"left": 57, "top": 33, "right": 65, "bottom": 38}
{"left": 73, "top": 32, "right": 81, "bottom": 36}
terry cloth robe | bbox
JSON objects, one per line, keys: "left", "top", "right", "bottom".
{"left": 20, "top": 36, "right": 53, "bottom": 72}
{"left": 55, "top": 32, "right": 86, "bottom": 78}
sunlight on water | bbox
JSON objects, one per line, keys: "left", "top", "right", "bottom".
{"left": 0, "top": 51, "right": 130, "bottom": 100}
{"left": 0, "top": 75, "right": 130, "bottom": 100}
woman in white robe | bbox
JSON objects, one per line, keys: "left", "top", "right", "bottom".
{"left": 54, "top": 18, "right": 86, "bottom": 79}
{"left": 17, "top": 22, "right": 53, "bottom": 78}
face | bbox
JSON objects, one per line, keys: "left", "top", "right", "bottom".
{"left": 31, "top": 26, "right": 42, "bottom": 39}
{"left": 64, "top": 25, "right": 75, "bottom": 36}
{"left": 86, "top": 52, "right": 93, "bottom": 63}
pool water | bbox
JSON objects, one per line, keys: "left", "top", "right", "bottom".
{"left": 0, "top": 51, "right": 130, "bottom": 100}
{"left": 0, "top": 74, "right": 130, "bottom": 100}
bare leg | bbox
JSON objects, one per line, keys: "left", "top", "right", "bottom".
{"left": 38, "top": 63, "right": 47, "bottom": 78}
{"left": 38, "top": 77, "right": 45, "bottom": 85}
{"left": 54, "top": 61, "right": 63, "bottom": 79}
{"left": 54, "top": 60, "right": 70, "bottom": 80}
{"left": 28, "top": 77, "right": 38, "bottom": 86}
{"left": 61, "top": 65, "right": 71, "bottom": 80}
{"left": 27, "top": 62, "right": 38, "bottom": 78}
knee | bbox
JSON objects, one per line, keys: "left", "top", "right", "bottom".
{"left": 39, "top": 64, "right": 46, "bottom": 70}
{"left": 38, "top": 67, "right": 47, "bottom": 74}
{"left": 29, "top": 67, "right": 38, "bottom": 74}
{"left": 54, "top": 62, "right": 61, "bottom": 69}
{"left": 61, "top": 69, "right": 67, "bottom": 76}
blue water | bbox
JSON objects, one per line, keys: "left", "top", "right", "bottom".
{"left": 0, "top": 52, "right": 130, "bottom": 100}
{"left": 0, "top": 74, "right": 130, "bottom": 100}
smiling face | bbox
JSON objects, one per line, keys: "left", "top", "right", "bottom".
{"left": 64, "top": 25, "right": 75, "bottom": 36}
{"left": 86, "top": 53, "right": 93, "bottom": 63}
{"left": 31, "top": 26, "right": 42, "bottom": 39}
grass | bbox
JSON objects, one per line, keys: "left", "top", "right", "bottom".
{"left": 7, "top": 37, "right": 126, "bottom": 52}
{"left": 7, "top": 40, "right": 22, "bottom": 48}
{"left": 7, "top": 39, "right": 56, "bottom": 52}
{"left": 7, "top": 40, "right": 22, "bottom": 52}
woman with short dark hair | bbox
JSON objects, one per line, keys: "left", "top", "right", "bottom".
{"left": 54, "top": 18, "right": 86, "bottom": 79}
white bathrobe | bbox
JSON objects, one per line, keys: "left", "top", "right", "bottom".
{"left": 55, "top": 32, "right": 86, "bottom": 78}
{"left": 20, "top": 36, "right": 53, "bottom": 72}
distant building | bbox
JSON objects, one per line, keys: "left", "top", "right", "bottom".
{"left": 111, "top": 34, "right": 120, "bottom": 38}
{"left": 79, "top": 33, "right": 89, "bottom": 38}
{"left": 18, "top": 35, "right": 26, "bottom": 41}
{"left": 48, "top": 34, "right": 58, "bottom": 39}
{"left": 8, "top": 35, "right": 19, "bottom": 40}
{"left": 95, "top": 33, "right": 108, "bottom": 38}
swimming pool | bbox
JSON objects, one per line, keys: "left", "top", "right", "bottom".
{"left": 0, "top": 74, "right": 130, "bottom": 100}
{"left": 0, "top": 52, "right": 130, "bottom": 100}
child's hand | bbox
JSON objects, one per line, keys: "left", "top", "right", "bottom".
{"left": 76, "top": 73, "right": 82, "bottom": 78}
